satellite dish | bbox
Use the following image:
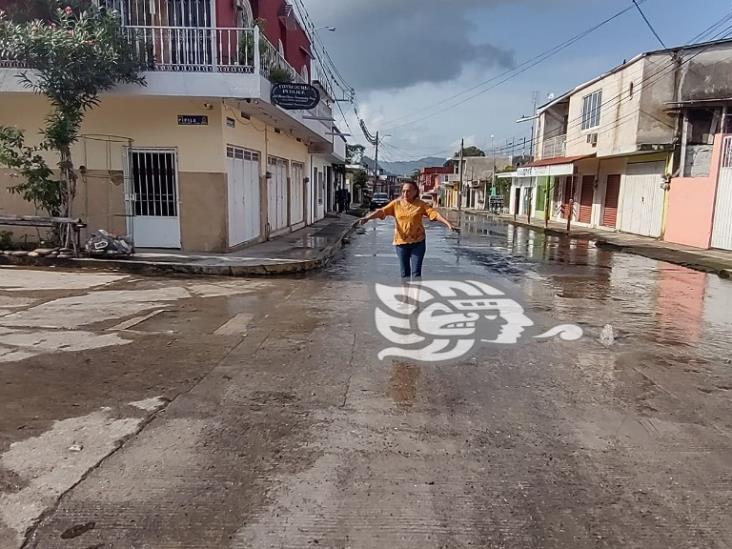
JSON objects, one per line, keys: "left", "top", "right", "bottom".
{"left": 547, "top": 93, "right": 555, "bottom": 101}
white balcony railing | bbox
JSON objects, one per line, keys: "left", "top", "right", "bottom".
{"left": 258, "top": 35, "right": 305, "bottom": 84}
{"left": 125, "top": 25, "right": 257, "bottom": 73}
{"left": 1, "top": 22, "right": 305, "bottom": 84}
{"left": 540, "top": 134, "right": 567, "bottom": 159}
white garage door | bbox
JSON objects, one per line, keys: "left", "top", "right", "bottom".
{"left": 226, "top": 146, "right": 261, "bottom": 247}
{"left": 290, "top": 162, "right": 305, "bottom": 226}
{"left": 618, "top": 161, "right": 666, "bottom": 237}
{"left": 711, "top": 136, "right": 732, "bottom": 251}
{"left": 267, "top": 156, "right": 288, "bottom": 234}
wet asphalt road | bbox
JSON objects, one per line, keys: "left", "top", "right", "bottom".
{"left": 2, "top": 213, "right": 732, "bottom": 548}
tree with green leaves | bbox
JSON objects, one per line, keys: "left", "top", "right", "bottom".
{"left": 0, "top": 4, "right": 145, "bottom": 244}
{"left": 454, "top": 145, "right": 485, "bottom": 157}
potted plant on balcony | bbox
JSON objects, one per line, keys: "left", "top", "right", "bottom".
{"left": 238, "top": 17, "right": 266, "bottom": 69}
{"left": 268, "top": 65, "right": 292, "bottom": 84}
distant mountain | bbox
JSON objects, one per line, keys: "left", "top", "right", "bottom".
{"left": 362, "top": 156, "right": 447, "bottom": 177}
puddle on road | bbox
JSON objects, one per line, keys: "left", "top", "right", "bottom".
{"left": 330, "top": 213, "right": 732, "bottom": 378}
{"left": 387, "top": 361, "right": 419, "bottom": 409}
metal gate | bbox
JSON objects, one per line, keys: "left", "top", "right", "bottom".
{"left": 712, "top": 136, "right": 732, "bottom": 250}
{"left": 267, "top": 156, "right": 288, "bottom": 234}
{"left": 290, "top": 162, "right": 305, "bottom": 225}
{"left": 226, "top": 146, "right": 260, "bottom": 247}
{"left": 126, "top": 149, "right": 181, "bottom": 248}
{"left": 618, "top": 161, "right": 666, "bottom": 237}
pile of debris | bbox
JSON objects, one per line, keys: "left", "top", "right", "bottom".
{"left": 84, "top": 230, "right": 134, "bottom": 258}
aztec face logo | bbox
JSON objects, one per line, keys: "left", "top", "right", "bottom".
{"left": 373, "top": 280, "right": 582, "bottom": 362}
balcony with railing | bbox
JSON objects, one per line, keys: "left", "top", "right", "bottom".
{"left": 540, "top": 134, "right": 567, "bottom": 159}
{"left": 0, "top": 4, "right": 336, "bottom": 148}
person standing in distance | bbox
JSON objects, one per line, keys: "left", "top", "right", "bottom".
{"left": 359, "top": 181, "right": 459, "bottom": 279}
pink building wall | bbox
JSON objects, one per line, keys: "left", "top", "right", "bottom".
{"left": 664, "top": 134, "right": 727, "bottom": 249}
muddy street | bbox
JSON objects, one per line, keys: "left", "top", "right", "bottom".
{"left": 1, "top": 214, "right": 731, "bottom": 548}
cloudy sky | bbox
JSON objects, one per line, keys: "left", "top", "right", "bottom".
{"left": 304, "top": 0, "right": 732, "bottom": 161}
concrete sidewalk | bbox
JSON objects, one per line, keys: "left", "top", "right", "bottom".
{"left": 0, "top": 215, "right": 358, "bottom": 276}
{"left": 464, "top": 209, "right": 732, "bottom": 278}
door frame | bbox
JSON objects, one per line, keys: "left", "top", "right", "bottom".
{"left": 578, "top": 175, "right": 595, "bottom": 224}
{"left": 267, "top": 155, "right": 290, "bottom": 236}
{"left": 601, "top": 174, "right": 621, "bottom": 228}
{"left": 226, "top": 144, "right": 261, "bottom": 247}
{"left": 123, "top": 146, "right": 182, "bottom": 249}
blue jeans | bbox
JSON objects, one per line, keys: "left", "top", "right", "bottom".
{"left": 395, "top": 240, "right": 426, "bottom": 279}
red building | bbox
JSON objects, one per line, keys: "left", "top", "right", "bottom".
{"left": 248, "top": 0, "right": 312, "bottom": 79}
{"left": 418, "top": 166, "right": 453, "bottom": 195}
{"left": 0, "top": 0, "right": 313, "bottom": 81}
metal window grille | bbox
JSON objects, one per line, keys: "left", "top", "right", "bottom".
{"left": 131, "top": 151, "right": 178, "bottom": 217}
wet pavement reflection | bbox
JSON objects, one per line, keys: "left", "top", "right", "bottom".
{"left": 324, "top": 210, "right": 732, "bottom": 385}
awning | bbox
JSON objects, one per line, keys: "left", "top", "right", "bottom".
{"left": 516, "top": 154, "right": 595, "bottom": 177}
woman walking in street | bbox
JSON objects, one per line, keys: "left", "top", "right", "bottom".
{"left": 359, "top": 181, "right": 459, "bottom": 279}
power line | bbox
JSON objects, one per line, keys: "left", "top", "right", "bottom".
{"left": 488, "top": 20, "right": 732, "bottom": 158}
{"left": 534, "top": 28, "right": 732, "bottom": 157}
{"left": 382, "top": 1, "right": 647, "bottom": 131}
{"left": 380, "top": 8, "right": 732, "bottom": 164}
{"left": 289, "top": 0, "right": 355, "bottom": 98}
{"left": 632, "top": 0, "right": 666, "bottom": 48}
{"left": 380, "top": 140, "right": 453, "bottom": 160}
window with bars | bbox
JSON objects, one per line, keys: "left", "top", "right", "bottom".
{"left": 130, "top": 151, "right": 178, "bottom": 217}
{"left": 581, "top": 90, "right": 602, "bottom": 131}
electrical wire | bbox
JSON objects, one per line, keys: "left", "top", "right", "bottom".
{"left": 382, "top": 1, "right": 648, "bottom": 131}
{"left": 633, "top": 0, "right": 666, "bottom": 48}
{"left": 479, "top": 20, "right": 732, "bottom": 159}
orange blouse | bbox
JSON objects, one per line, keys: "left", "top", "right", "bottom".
{"left": 376, "top": 199, "right": 439, "bottom": 245}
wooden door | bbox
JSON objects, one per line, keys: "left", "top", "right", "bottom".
{"left": 579, "top": 175, "right": 594, "bottom": 223}
{"left": 602, "top": 174, "right": 621, "bottom": 228}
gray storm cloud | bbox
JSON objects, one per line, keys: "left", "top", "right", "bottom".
{"left": 305, "top": 0, "right": 516, "bottom": 91}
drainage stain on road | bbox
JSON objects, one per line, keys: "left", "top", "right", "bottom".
{"left": 387, "top": 361, "right": 419, "bottom": 409}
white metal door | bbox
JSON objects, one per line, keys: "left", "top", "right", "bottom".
{"left": 712, "top": 136, "right": 732, "bottom": 250}
{"left": 268, "top": 156, "right": 288, "bottom": 232}
{"left": 226, "top": 146, "right": 260, "bottom": 247}
{"left": 618, "top": 161, "right": 665, "bottom": 237}
{"left": 290, "top": 162, "right": 304, "bottom": 225}
{"left": 127, "top": 149, "right": 181, "bottom": 248}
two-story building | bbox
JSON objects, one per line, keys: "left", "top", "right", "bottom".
{"left": 0, "top": 0, "right": 347, "bottom": 252}
{"left": 443, "top": 155, "right": 513, "bottom": 209}
{"left": 417, "top": 166, "right": 452, "bottom": 197}
{"left": 506, "top": 38, "right": 732, "bottom": 246}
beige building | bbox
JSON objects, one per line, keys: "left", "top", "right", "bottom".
{"left": 506, "top": 38, "right": 732, "bottom": 239}
{"left": 0, "top": 1, "right": 347, "bottom": 252}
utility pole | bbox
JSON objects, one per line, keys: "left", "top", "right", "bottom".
{"left": 491, "top": 134, "right": 496, "bottom": 205}
{"left": 374, "top": 131, "right": 380, "bottom": 192}
{"left": 530, "top": 91, "right": 538, "bottom": 158}
{"left": 457, "top": 138, "right": 464, "bottom": 211}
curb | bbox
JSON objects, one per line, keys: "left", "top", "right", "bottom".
{"left": 464, "top": 210, "right": 732, "bottom": 279}
{"left": 593, "top": 239, "right": 732, "bottom": 278}
{"left": 0, "top": 224, "right": 357, "bottom": 277}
